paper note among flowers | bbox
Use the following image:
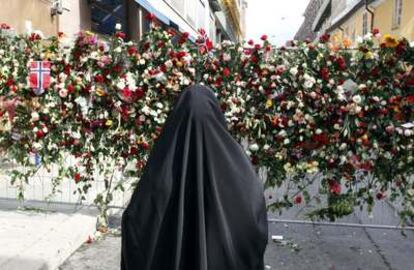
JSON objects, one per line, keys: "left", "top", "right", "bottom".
{"left": 402, "top": 122, "right": 414, "bottom": 129}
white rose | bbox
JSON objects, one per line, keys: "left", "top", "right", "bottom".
{"left": 359, "top": 84, "right": 367, "bottom": 90}
{"left": 304, "top": 80, "right": 314, "bottom": 89}
{"left": 222, "top": 53, "right": 231, "bottom": 61}
{"left": 404, "top": 129, "right": 413, "bottom": 137}
{"left": 249, "top": 143, "right": 259, "bottom": 152}
{"left": 289, "top": 67, "right": 298, "bottom": 76}
{"left": 278, "top": 130, "right": 287, "bottom": 137}
{"left": 165, "top": 60, "right": 173, "bottom": 68}
{"left": 352, "top": 95, "right": 362, "bottom": 104}
{"left": 31, "top": 112, "right": 40, "bottom": 121}
{"left": 339, "top": 143, "right": 347, "bottom": 150}
{"left": 72, "top": 131, "right": 81, "bottom": 139}
{"left": 33, "top": 142, "right": 43, "bottom": 151}
{"left": 116, "top": 80, "right": 126, "bottom": 90}
{"left": 115, "top": 23, "right": 122, "bottom": 31}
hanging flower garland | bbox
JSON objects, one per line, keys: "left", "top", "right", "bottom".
{"left": 0, "top": 21, "right": 413, "bottom": 223}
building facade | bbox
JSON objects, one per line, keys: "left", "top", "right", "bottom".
{"left": 294, "top": 0, "right": 325, "bottom": 41}
{"left": 0, "top": 0, "right": 246, "bottom": 43}
{"left": 297, "top": 0, "right": 414, "bottom": 43}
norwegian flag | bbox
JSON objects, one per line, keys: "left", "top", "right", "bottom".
{"left": 29, "top": 61, "right": 51, "bottom": 95}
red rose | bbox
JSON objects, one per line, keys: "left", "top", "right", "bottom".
{"left": 127, "top": 46, "right": 137, "bottom": 55}
{"left": 312, "top": 133, "right": 329, "bottom": 145}
{"left": 145, "top": 13, "right": 156, "bottom": 21}
{"left": 135, "top": 88, "right": 145, "bottom": 99}
{"left": 223, "top": 67, "right": 231, "bottom": 77}
{"left": 5, "top": 78, "right": 14, "bottom": 87}
{"left": 94, "top": 74, "right": 104, "bottom": 83}
{"left": 294, "top": 195, "right": 303, "bottom": 204}
{"left": 328, "top": 180, "right": 341, "bottom": 195}
{"left": 336, "top": 57, "right": 346, "bottom": 70}
{"left": 67, "top": 84, "right": 74, "bottom": 94}
{"left": 179, "top": 32, "right": 190, "bottom": 44}
{"left": 261, "top": 34, "right": 268, "bottom": 41}
{"left": 1, "top": 23, "right": 10, "bottom": 29}
{"left": 248, "top": 39, "right": 254, "bottom": 46}
{"left": 176, "top": 51, "right": 187, "bottom": 59}
{"left": 372, "top": 28, "right": 380, "bottom": 36}
{"left": 74, "top": 173, "right": 81, "bottom": 183}
{"left": 129, "top": 147, "right": 138, "bottom": 155}
{"left": 320, "top": 67, "right": 330, "bottom": 81}
{"left": 319, "top": 33, "right": 330, "bottom": 43}
{"left": 140, "top": 141, "right": 150, "bottom": 150}
{"left": 113, "top": 65, "right": 123, "bottom": 74}
{"left": 167, "top": 28, "right": 177, "bottom": 36}
{"left": 206, "top": 38, "right": 213, "bottom": 51}
{"left": 157, "top": 41, "right": 165, "bottom": 48}
{"left": 122, "top": 87, "right": 132, "bottom": 100}
{"left": 406, "top": 95, "right": 414, "bottom": 104}
{"left": 115, "top": 31, "right": 126, "bottom": 39}
{"left": 36, "top": 130, "right": 44, "bottom": 139}
{"left": 376, "top": 192, "right": 385, "bottom": 200}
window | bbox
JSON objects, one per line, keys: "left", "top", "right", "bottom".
{"left": 362, "top": 12, "right": 368, "bottom": 36}
{"left": 393, "top": 0, "right": 403, "bottom": 28}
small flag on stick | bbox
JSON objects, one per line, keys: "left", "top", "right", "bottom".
{"left": 29, "top": 61, "right": 51, "bottom": 95}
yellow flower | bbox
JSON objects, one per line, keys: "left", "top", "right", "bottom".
{"left": 105, "top": 119, "right": 113, "bottom": 127}
{"left": 383, "top": 34, "right": 398, "bottom": 48}
{"left": 266, "top": 99, "right": 273, "bottom": 108}
{"left": 96, "top": 87, "right": 106, "bottom": 97}
{"left": 364, "top": 51, "right": 374, "bottom": 59}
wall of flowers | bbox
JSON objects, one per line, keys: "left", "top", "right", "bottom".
{"left": 0, "top": 19, "right": 413, "bottom": 224}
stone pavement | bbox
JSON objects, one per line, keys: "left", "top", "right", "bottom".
{"left": 0, "top": 199, "right": 98, "bottom": 270}
{"left": 60, "top": 202, "right": 414, "bottom": 270}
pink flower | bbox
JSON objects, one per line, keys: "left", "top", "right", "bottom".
{"left": 59, "top": 89, "right": 68, "bottom": 98}
{"left": 328, "top": 180, "right": 341, "bottom": 195}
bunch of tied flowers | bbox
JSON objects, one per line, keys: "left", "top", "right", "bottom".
{"left": 0, "top": 20, "right": 413, "bottom": 223}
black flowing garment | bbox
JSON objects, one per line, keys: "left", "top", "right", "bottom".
{"left": 121, "top": 85, "right": 268, "bottom": 270}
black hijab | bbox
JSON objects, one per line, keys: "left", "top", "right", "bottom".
{"left": 121, "top": 84, "right": 268, "bottom": 270}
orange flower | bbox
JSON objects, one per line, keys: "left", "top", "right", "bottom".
{"left": 343, "top": 38, "right": 352, "bottom": 48}
{"left": 383, "top": 34, "right": 398, "bottom": 48}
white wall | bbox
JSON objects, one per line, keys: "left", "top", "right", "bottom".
{"left": 59, "top": 0, "right": 92, "bottom": 36}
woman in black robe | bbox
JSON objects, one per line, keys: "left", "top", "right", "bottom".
{"left": 121, "top": 84, "right": 268, "bottom": 270}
